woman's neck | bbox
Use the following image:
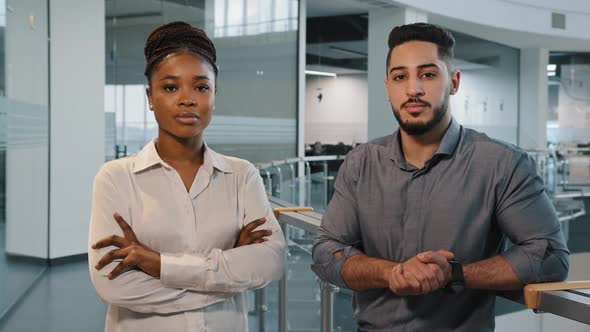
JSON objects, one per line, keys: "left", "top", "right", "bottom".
{"left": 155, "top": 130, "right": 204, "bottom": 166}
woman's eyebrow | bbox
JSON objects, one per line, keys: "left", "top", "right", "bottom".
{"left": 158, "top": 75, "right": 211, "bottom": 81}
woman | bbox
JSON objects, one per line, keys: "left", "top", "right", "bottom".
{"left": 88, "top": 22, "right": 285, "bottom": 331}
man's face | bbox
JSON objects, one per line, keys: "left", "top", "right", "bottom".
{"left": 384, "top": 41, "right": 460, "bottom": 135}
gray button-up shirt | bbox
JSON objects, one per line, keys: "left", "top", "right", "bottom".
{"left": 312, "top": 119, "right": 569, "bottom": 331}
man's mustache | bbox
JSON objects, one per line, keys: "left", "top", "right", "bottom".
{"left": 401, "top": 97, "right": 431, "bottom": 108}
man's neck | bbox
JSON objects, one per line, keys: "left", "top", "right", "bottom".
{"left": 400, "top": 116, "right": 451, "bottom": 169}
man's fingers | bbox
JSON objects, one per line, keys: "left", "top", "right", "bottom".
{"left": 418, "top": 251, "right": 448, "bottom": 268}
{"left": 436, "top": 250, "right": 455, "bottom": 260}
{"left": 419, "top": 262, "right": 440, "bottom": 292}
{"left": 411, "top": 263, "right": 435, "bottom": 293}
{"left": 400, "top": 266, "right": 422, "bottom": 292}
{"left": 252, "top": 238, "right": 267, "bottom": 244}
{"left": 429, "top": 263, "right": 446, "bottom": 285}
{"left": 391, "top": 265, "right": 410, "bottom": 295}
{"left": 95, "top": 248, "right": 126, "bottom": 270}
{"left": 416, "top": 251, "right": 433, "bottom": 263}
{"left": 93, "top": 235, "right": 127, "bottom": 249}
{"left": 113, "top": 212, "right": 138, "bottom": 242}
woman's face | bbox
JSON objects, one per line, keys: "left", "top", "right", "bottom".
{"left": 146, "top": 51, "right": 216, "bottom": 141}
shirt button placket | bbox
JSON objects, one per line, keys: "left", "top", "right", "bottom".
{"left": 405, "top": 173, "right": 421, "bottom": 257}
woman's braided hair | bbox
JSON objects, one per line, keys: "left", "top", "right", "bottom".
{"left": 144, "top": 21, "right": 218, "bottom": 84}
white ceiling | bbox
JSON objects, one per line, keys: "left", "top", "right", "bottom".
{"left": 306, "top": 64, "right": 366, "bottom": 75}
{"left": 102, "top": 0, "right": 590, "bottom": 52}
{"left": 307, "top": 40, "right": 368, "bottom": 59}
{"left": 307, "top": 0, "right": 590, "bottom": 51}
{"left": 428, "top": 13, "right": 590, "bottom": 52}
{"left": 307, "top": 0, "right": 398, "bottom": 18}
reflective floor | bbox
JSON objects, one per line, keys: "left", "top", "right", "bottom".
{"left": 0, "top": 259, "right": 105, "bottom": 332}
{"left": 0, "top": 240, "right": 355, "bottom": 332}
{"left": 0, "top": 223, "right": 47, "bottom": 321}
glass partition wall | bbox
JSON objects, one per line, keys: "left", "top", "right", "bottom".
{"left": 106, "top": 0, "right": 299, "bottom": 163}
{"left": 0, "top": 0, "right": 50, "bottom": 320}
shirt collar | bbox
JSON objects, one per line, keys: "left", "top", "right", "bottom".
{"left": 432, "top": 118, "right": 461, "bottom": 158}
{"left": 132, "top": 139, "right": 233, "bottom": 174}
{"left": 389, "top": 118, "right": 462, "bottom": 169}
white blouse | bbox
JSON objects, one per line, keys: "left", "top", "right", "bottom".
{"left": 88, "top": 139, "right": 285, "bottom": 332}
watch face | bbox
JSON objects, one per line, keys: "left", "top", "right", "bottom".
{"left": 449, "top": 281, "right": 465, "bottom": 294}
{"left": 445, "top": 260, "right": 465, "bottom": 294}
{"left": 449, "top": 260, "right": 464, "bottom": 282}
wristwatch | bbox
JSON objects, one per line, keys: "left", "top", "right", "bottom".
{"left": 445, "top": 260, "right": 465, "bottom": 294}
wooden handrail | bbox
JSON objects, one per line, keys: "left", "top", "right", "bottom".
{"left": 524, "top": 281, "right": 590, "bottom": 309}
{"left": 273, "top": 206, "right": 314, "bottom": 219}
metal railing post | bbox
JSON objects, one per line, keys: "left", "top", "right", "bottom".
{"left": 274, "top": 164, "right": 283, "bottom": 199}
{"left": 255, "top": 288, "right": 268, "bottom": 332}
{"left": 305, "top": 161, "right": 311, "bottom": 206}
{"left": 322, "top": 161, "right": 328, "bottom": 209}
{"left": 278, "top": 222, "right": 290, "bottom": 332}
{"left": 320, "top": 281, "right": 338, "bottom": 332}
{"left": 262, "top": 169, "right": 273, "bottom": 195}
{"left": 288, "top": 162, "right": 296, "bottom": 203}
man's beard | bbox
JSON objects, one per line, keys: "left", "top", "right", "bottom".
{"left": 392, "top": 95, "right": 449, "bottom": 136}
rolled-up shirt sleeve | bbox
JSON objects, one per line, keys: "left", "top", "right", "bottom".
{"left": 160, "top": 164, "right": 286, "bottom": 292}
{"left": 89, "top": 166, "right": 232, "bottom": 314}
{"left": 312, "top": 155, "right": 364, "bottom": 288}
{"left": 496, "top": 152, "right": 570, "bottom": 284}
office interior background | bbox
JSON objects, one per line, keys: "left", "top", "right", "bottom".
{"left": 1, "top": 0, "right": 590, "bottom": 331}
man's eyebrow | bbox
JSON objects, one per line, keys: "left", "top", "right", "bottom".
{"left": 389, "top": 63, "right": 440, "bottom": 74}
{"left": 417, "top": 63, "right": 439, "bottom": 70}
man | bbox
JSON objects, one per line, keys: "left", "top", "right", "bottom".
{"left": 311, "top": 23, "right": 569, "bottom": 331}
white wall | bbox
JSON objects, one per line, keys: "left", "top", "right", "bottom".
{"left": 519, "top": 48, "right": 548, "bottom": 149}
{"left": 556, "top": 64, "right": 590, "bottom": 129}
{"left": 451, "top": 45, "right": 520, "bottom": 145}
{"left": 49, "top": 0, "right": 105, "bottom": 258}
{"left": 305, "top": 74, "right": 368, "bottom": 144}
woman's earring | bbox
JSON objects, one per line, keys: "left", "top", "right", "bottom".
{"left": 149, "top": 104, "right": 153, "bottom": 110}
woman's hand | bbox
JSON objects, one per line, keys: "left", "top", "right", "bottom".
{"left": 92, "top": 213, "right": 161, "bottom": 280}
{"left": 234, "top": 217, "right": 272, "bottom": 248}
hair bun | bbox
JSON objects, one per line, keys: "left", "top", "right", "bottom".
{"left": 144, "top": 21, "right": 218, "bottom": 80}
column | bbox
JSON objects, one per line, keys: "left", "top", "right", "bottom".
{"left": 48, "top": 0, "right": 105, "bottom": 258}
{"left": 519, "top": 48, "right": 548, "bottom": 149}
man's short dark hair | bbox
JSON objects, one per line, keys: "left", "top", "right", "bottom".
{"left": 385, "top": 23, "right": 455, "bottom": 74}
